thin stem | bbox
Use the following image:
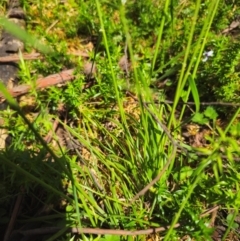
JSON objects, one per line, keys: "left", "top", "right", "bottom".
{"left": 167, "top": 0, "right": 201, "bottom": 129}
{"left": 151, "top": 0, "right": 171, "bottom": 74}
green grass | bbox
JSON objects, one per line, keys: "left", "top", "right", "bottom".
{"left": 1, "top": 0, "right": 240, "bottom": 240}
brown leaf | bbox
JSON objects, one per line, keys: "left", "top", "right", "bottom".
{"left": 222, "top": 20, "right": 240, "bottom": 34}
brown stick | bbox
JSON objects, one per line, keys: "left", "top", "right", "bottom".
{"left": 44, "top": 119, "right": 59, "bottom": 143}
{"left": 4, "top": 187, "right": 24, "bottom": 241}
{"left": 157, "top": 99, "right": 240, "bottom": 107}
{"left": 0, "top": 53, "right": 42, "bottom": 62}
{"left": 0, "top": 51, "right": 89, "bottom": 63}
{"left": 200, "top": 205, "right": 220, "bottom": 218}
{"left": 15, "top": 204, "right": 219, "bottom": 237}
{"left": 129, "top": 122, "right": 177, "bottom": 203}
{"left": 0, "top": 69, "right": 75, "bottom": 101}
{"left": 126, "top": 91, "right": 240, "bottom": 107}
{"left": 17, "top": 223, "right": 180, "bottom": 236}
{"left": 130, "top": 147, "right": 176, "bottom": 204}
{"left": 0, "top": 51, "right": 89, "bottom": 62}
{"left": 127, "top": 91, "right": 184, "bottom": 204}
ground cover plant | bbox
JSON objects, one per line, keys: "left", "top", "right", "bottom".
{"left": 1, "top": 0, "right": 240, "bottom": 240}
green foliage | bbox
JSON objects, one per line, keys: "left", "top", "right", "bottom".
{"left": 1, "top": 0, "right": 240, "bottom": 240}
{"left": 192, "top": 106, "right": 218, "bottom": 124}
{"left": 198, "top": 37, "right": 240, "bottom": 104}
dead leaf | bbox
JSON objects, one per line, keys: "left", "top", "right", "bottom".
{"left": 222, "top": 19, "right": 240, "bottom": 34}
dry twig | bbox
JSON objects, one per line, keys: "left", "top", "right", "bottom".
{"left": 0, "top": 53, "right": 42, "bottom": 62}
{"left": 16, "top": 223, "right": 181, "bottom": 236}
{"left": 0, "top": 69, "right": 75, "bottom": 102}
{"left": 14, "top": 204, "right": 219, "bottom": 237}
{"left": 0, "top": 51, "right": 89, "bottom": 63}
{"left": 4, "top": 187, "right": 24, "bottom": 241}
{"left": 127, "top": 91, "right": 182, "bottom": 204}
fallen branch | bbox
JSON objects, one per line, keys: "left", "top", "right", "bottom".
{"left": 0, "top": 53, "right": 42, "bottom": 62}
{"left": 4, "top": 187, "right": 24, "bottom": 241}
{"left": 0, "top": 51, "right": 89, "bottom": 62}
{"left": 14, "top": 205, "right": 219, "bottom": 237}
{"left": 126, "top": 91, "right": 240, "bottom": 107}
{"left": 0, "top": 69, "right": 75, "bottom": 102}
{"left": 156, "top": 99, "right": 240, "bottom": 107}
{"left": 16, "top": 223, "right": 181, "bottom": 236}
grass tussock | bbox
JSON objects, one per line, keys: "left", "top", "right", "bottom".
{"left": 1, "top": 0, "right": 240, "bottom": 240}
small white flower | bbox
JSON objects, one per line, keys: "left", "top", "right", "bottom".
{"left": 202, "top": 50, "right": 214, "bottom": 62}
